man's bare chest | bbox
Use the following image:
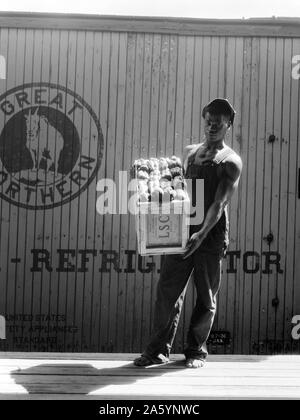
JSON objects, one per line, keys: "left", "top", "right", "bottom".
{"left": 194, "top": 145, "right": 230, "bottom": 163}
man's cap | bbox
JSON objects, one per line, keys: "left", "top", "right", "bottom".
{"left": 202, "top": 98, "right": 236, "bottom": 124}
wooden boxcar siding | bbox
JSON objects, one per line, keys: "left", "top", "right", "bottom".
{"left": 0, "top": 20, "right": 299, "bottom": 354}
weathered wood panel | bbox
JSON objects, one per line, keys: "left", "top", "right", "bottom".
{"left": 1, "top": 13, "right": 300, "bottom": 37}
{"left": 0, "top": 15, "right": 299, "bottom": 355}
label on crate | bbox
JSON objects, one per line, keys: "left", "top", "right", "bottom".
{"left": 146, "top": 210, "right": 183, "bottom": 248}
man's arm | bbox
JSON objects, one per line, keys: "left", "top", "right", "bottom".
{"left": 183, "top": 155, "right": 242, "bottom": 259}
{"left": 200, "top": 156, "right": 242, "bottom": 237}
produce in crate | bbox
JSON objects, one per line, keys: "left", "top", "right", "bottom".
{"left": 132, "top": 156, "right": 188, "bottom": 202}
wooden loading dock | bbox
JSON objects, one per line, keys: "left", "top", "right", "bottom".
{"left": 0, "top": 13, "right": 299, "bottom": 355}
{"left": 1, "top": 352, "right": 300, "bottom": 400}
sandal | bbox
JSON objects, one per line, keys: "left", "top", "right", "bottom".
{"left": 133, "top": 354, "right": 169, "bottom": 367}
{"left": 185, "top": 357, "right": 206, "bottom": 368}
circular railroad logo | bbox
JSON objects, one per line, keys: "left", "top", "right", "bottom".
{"left": 0, "top": 82, "right": 103, "bottom": 209}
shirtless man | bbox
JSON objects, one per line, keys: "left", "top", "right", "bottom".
{"left": 134, "top": 98, "right": 242, "bottom": 368}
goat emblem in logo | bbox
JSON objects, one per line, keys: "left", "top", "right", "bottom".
{"left": 0, "top": 83, "right": 103, "bottom": 209}
{"left": 24, "top": 108, "right": 64, "bottom": 178}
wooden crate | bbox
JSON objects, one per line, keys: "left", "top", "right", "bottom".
{"left": 135, "top": 199, "right": 190, "bottom": 256}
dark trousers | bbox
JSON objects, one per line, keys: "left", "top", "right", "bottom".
{"left": 143, "top": 250, "right": 223, "bottom": 360}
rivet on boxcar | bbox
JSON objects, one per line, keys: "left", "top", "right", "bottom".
{"left": 268, "top": 134, "right": 276, "bottom": 143}
{"left": 263, "top": 232, "right": 274, "bottom": 245}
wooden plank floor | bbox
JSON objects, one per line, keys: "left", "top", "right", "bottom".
{"left": 0, "top": 353, "right": 299, "bottom": 399}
